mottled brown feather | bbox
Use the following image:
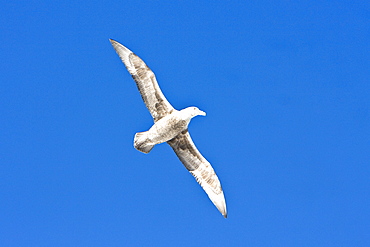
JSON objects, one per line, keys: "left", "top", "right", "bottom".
{"left": 110, "top": 40, "right": 174, "bottom": 122}
{"left": 167, "top": 131, "right": 224, "bottom": 195}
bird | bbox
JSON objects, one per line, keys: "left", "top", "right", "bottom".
{"left": 109, "top": 39, "right": 227, "bottom": 218}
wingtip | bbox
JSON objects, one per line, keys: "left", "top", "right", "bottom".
{"left": 109, "top": 39, "right": 133, "bottom": 55}
{"left": 212, "top": 192, "right": 227, "bottom": 218}
{"left": 220, "top": 207, "right": 228, "bottom": 219}
{"left": 189, "top": 167, "right": 227, "bottom": 218}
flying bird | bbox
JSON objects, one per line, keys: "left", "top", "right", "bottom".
{"left": 109, "top": 39, "right": 227, "bottom": 218}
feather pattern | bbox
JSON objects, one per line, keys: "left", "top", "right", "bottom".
{"left": 110, "top": 39, "right": 174, "bottom": 122}
{"left": 168, "top": 131, "right": 227, "bottom": 217}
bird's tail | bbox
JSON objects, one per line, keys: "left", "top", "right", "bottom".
{"left": 134, "top": 131, "right": 155, "bottom": 154}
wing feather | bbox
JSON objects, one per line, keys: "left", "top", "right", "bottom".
{"left": 110, "top": 39, "right": 174, "bottom": 121}
{"left": 167, "top": 131, "right": 227, "bottom": 218}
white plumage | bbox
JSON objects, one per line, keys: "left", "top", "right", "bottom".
{"left": 110, "top": 39, "right": 227, "bottom": 218}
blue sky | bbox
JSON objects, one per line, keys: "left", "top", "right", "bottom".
{"left": 1, "top": 1, "right": 369, "bottom": 246}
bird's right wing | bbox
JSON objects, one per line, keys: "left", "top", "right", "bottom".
{"left": 110, "top": 39, "right": 174, "bottom": 122}
{"left": 167, "top": 130, "right": 227, "bottom": 218}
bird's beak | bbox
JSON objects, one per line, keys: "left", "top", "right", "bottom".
{"left": 199, "top": 110, "right": 206, "bottom": 116}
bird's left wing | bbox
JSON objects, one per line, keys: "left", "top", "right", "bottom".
{"left": 110, "top": 39, "right": 174, "bottom": 122}
{"left": 167, "top": 130, "right": 227, "bottom": 218}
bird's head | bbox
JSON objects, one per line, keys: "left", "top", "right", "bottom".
{"left": 184, "top": 106, "right": 206, "bottom": 118}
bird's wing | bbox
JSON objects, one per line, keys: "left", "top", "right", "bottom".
{"left": 110, "top": 39, "right": 174, "bottom": 122}
{"left": 167, "top": 130, "right": 227, "bottom": 218}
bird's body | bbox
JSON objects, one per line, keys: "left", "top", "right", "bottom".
{"left": 134, "top": 107, "right": 205, "bottom": 153}
{"left": 110, "top": 39, "right": 227, "bottom": 218}
{"left": 141, "top": 111, "right": 187, "bottom": 146}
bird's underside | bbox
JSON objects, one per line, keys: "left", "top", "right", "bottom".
{"left": 110, "top": 39, "right": 227, "bottom": 218}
